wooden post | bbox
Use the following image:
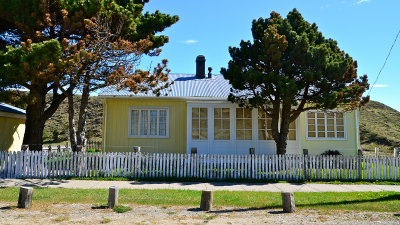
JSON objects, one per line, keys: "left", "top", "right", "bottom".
{"left": 357, "top": 149, "right": 363, "bottom": 180}
{"left": 200, "top": 190, "right": 213, "bottom": 211}
{"left": 375, "top": 147, "right": 379, "bottom": 157}
{"left": 281, "top": 192, "right": 295, "bottom": 213}
{"left": 133, "top": 146, "right": 141, "bottom": 153}
{"left": 107, "top": 186, "right": 119, "bottom": 208}
{"left": 18, "top": 187, "right": 33, "bottom": 208}
{"left": 249, "top": 148, "right": 255, "bottom": 155}
{"left": 394, "top": 148, "right": 399, "bottom": 157}
{"left": 303, "top": 149, "right": 309, "bottom": 180}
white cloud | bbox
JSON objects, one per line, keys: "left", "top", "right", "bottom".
{"left": 371, "top": 84, "right": 388, "bottom": 88}
{"left": 356, "top": 0, "right": 370, "bottom": 5}
{"left": 183, "top": 40, "right": 197, "bottom": 44}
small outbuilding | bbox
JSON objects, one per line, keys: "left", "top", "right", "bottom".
{"left": 0, "top": 103, "right": 26, "bottom": 151}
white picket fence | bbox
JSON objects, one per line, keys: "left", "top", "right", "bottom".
{"left": 1, "top": 151, "right": 400, "bottom": 181}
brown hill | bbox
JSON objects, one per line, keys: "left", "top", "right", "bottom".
{"left": 359, "top": 100, "right": 400, "bottom": 154}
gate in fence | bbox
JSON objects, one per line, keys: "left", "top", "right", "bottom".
{"left": 0, "top": 151, "right": 399, "bottom": 181}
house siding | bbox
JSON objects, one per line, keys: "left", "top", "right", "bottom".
{"left": 0, "top": 115, "right": 25, "bottom": 151}
{"left": 299, "top": 110, "right": 358, "bottom": 156}
{"left": 104, "top": 98, "right": 187, "bottom": 153}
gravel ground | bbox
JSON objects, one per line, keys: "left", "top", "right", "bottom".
{"left": 0, "top": 202, "right": 399, "bottom": 225}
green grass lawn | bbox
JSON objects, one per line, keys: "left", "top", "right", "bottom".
{"left": 0, "top": 188, "right": 399, "bottom": 212}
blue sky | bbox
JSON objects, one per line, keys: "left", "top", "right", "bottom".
{"left": 141, "top": 0, "right": 400, "bottom": 111}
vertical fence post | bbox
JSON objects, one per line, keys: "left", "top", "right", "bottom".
{"left": 18, "top": 187, "right": 34, "bottom": 208}
{"left": 357, "top": 149, "right": 363, "bottom": 180}
{"left": 281, "top": 192, "right": 295, "bottom": 213}
{"left": 394, "top": 148, "right": 399, "bottom": 157}
{"left": 303, "top": 149, "right": 308, "bottom": 180}
{"left": 108, "top": 186, "right": 119, "bottom": 208}
{"left": 375, "top": 147, "right": 379, "bottom": 157}
{"left": 200, "top": 190, "right": 213, "bottom": 211}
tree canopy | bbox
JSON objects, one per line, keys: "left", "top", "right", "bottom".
{"left": 221, "top": 9, "right": 369, "bottom": 154}
{"left": 0, "top": 0, "right": 178, "bottom": 150}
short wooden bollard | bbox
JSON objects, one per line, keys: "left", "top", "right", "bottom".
{"left": 108, "top": 186, "right": 119, "bottom": 208}
{"left": 18, "top": 187, "right": 33, "bottom": 208}
{"left": 281, "top": 192, "right": 295, "bottom": 213}
{"left": 200, "top": 190, "right": 213, "bottom": 211}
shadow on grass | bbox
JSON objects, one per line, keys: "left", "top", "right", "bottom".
{"left": 0, "top": 206, "right": 16, "bottom": 210}
{"left": 187, "top": 206, "right": 280, "bottom": 214}
{"left": 91, "top": 204, "right": 108, "bottom": 209}
{"left": 297, "top": 194, "right": 400, "bottom": 208}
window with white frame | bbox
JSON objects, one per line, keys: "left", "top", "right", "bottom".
{"left": 192, "top": 107, "right": 208, "bottom": 140}
{"left": 236, "top": 108, "right": 252, "bottom": 140}
{"left": 258, "top": 109, "right": 296, "bottom": 140}
{"left": 130, "top": 108, "right": 168, "bottom": 137}
{"left": 307, "top": 111, "right": 345, "bottom": 139}
{"left": 214, "top": 108, "right": 230, "bottom": 140}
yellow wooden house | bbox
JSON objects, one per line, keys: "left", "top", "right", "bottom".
{"left": 0, "top": 103, "right": 26, "bottom": 151}
{"left": 99, "top": 56, "right": 360, "bottom": 155}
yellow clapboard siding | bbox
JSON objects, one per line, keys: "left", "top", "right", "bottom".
{"left": 299, "top": 110, "right": 358, "bottom": 156}
{"left": 104, "top": 98, "right": 186, "bottom": 153}
{"left": 0, "top": 116, "right": 25, "bottom": 151}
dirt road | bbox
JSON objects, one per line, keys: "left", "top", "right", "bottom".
{"left": 0, "top": 202, "right": 398, "bottom": 224}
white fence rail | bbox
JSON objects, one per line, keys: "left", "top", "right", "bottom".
{"left": 1, "top": 151, "right": 400, "bottom": 181}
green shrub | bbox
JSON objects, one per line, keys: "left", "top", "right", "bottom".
{"left": 87, "top": 148, "right": 101, "bottom": 153}
{"left": 52, "top": 130, "right": 60, "bottom": 142}
{"left": 113, "top": 205, "right": 132, "bottom": 213}
{"left": 321, "top": 150, "right": 342, "bottom": 156}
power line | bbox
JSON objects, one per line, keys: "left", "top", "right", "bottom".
{"left": 368, "top": 29, "right": 400, "bottom": 96}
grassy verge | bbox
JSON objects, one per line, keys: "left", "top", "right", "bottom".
{"left": 0, "top": 187, "right": 399, "bottom": 212}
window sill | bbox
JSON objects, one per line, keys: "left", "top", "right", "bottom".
{"left": 128, "top": 135, "right": 169, "bottom": 139}
{"left": 306, "top": 138, "right": 347, "bottom": 141}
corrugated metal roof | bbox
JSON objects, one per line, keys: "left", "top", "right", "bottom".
{"left": 98, "top": 74, "right": 232, "bottom": 98}
{"left": 0, "top": 103, "right": 26, "bottom": 115}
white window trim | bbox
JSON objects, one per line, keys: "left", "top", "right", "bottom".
{"left": 128, "top": 106, "right": 170, "bottom": 138}
{"left": 191, "top": 107, "right": 208, "bottom": 141}
{"left": 305, "top": 110, "right": 347, "bottom": 140}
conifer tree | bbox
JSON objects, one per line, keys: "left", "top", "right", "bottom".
{"left": 221, "top": 9, "right": 369, "bottom": 154}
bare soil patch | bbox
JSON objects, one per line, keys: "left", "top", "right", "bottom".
{"left": 0, "top": 202, "right": 399, "bottom": 225}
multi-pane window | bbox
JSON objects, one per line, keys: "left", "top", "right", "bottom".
{"left": 288, "top": 120, "right": 296, "bottom": 140}
{"left": 258, "top": 109, "right": 296, "bottom": 140}
{"left": 192, "top": 108, "right": 208, "bottom": 140}
{"left": 130, "top": 108, "right": 168, "bottom": 137}
{"left": 214, "top": 108, "right": 230, "bottom": 140}
{"left": 236, "top": 108, "right": 252, "bottom": 140}
{"left": 258, "top": 109, "right": 272, "bottom": 140}
{"left": 307, "top": 111, "right": 345, "bottom": 139}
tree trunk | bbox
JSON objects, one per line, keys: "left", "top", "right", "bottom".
{"left": 67, "top": 92, "right": 78, "bottom": 152}
{"left": 270, "top": 101, "right": 291, "bottom": 155}
{"left": 76, "top": 82, "right": 90, "bottom": 151}
{"left": 22, "top": 85, "right": 67, "bottom": 151}
{"left": 23, "top": 98, "right": 46, "bottom": 151}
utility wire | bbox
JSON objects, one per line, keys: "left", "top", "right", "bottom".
{"left": 368, "top": 29, "right": 400, "bottom": 96}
